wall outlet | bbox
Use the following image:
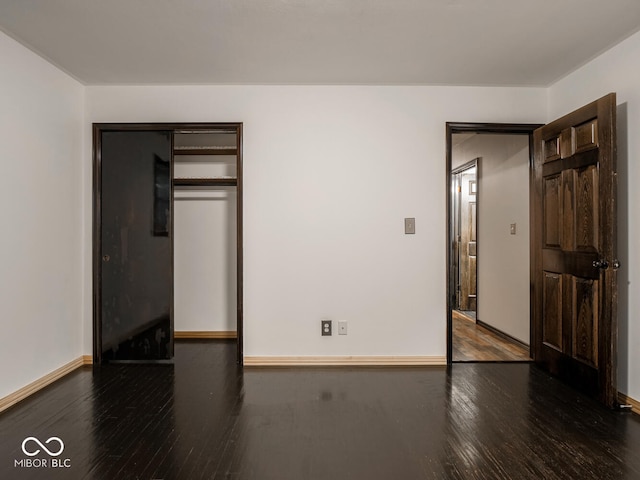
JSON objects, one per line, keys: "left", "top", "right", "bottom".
{"left": 338, "top": 321, "right": 347, "bottom": 335}
{"left": 321, "top": 320, "right": 332, "bottom": 336}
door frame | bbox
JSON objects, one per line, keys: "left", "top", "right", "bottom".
{"left": 445, "top": 122, "right": 542, "bottom": 363}
{"left": 93, "top": 122, "right": 244, "bottom": 364}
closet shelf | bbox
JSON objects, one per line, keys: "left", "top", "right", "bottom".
{"left": 173, "top": 177, "right": 237, "bottom": 187}
{"left": 174, "top": 146, "right": 237, "bottom": 156}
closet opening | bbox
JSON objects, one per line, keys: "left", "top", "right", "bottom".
{"left": 173, "top": 129, "right": 240, "bottom": 351}
{"left": 93, "top": 123, "right": 243, "bottom": 364}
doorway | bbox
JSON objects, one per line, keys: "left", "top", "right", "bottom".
{"left": 447, "top": 123, "right": 541, "bottom": 363}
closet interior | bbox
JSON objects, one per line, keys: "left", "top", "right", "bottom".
{"left": 173, "top": 128, "right": 240, "bottom": 340}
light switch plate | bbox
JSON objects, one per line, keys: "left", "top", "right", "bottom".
{"left": 405, "top": 218, "right": 416, "bottom": 234}
{"left": 510, "top": 223, "right": 517, "bottom": 235}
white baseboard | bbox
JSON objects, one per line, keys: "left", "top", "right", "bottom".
{"left": 0, "top": 356, "right": 87, "bottom": 413}
{"left": 243, "top": 355, "right": 447, "bottom": 366}
{"left": 5, "top": 354, "right": 635, "bottom": 416}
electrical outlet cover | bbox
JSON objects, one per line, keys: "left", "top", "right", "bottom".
{"left": 321, "top": 320, "right": 332, "bottom": 336}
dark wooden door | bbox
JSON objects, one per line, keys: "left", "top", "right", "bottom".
{"left": 459, "top": 168, "right": 477, "bottom": 311}
{"left": 97, "top": 130, "right": 173, "bottom": 362}
{"left": 532, "top": 93, "right": 617, "bottom": 406}
{"left": 452, "top": 161, "right": 478, "bottom": 312}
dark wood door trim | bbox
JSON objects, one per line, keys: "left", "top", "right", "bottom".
{"left": 93, "top": 122, "right": 244, "bottom": 365}
{"left": 236, "top": 123, "right": 244, "bottom": 364}
{"left": 92, "top": 125, "right": 102, "bottom": 363}
{"left": 445, "top": 123, "right": 543, "bottom": 364}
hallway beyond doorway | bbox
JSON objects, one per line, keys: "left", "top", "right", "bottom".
{"left": 453, "top": 310, "right": 531, "bottom": 361}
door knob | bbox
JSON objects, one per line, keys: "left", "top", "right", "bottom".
{"left": 612, "top": 259, "right": 621, "bottom": 270}
{"left": 102, "top": 254, "right": 110, "bottom": 262}
{"left": 592, "top": 259, "right": 608, "bottom": 269}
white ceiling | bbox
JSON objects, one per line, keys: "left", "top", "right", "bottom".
{"left": 1, "top": 0, "right": 640, "bottom": 86}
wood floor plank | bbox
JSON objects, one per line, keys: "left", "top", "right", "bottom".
{"left": 1, "top": 340, "right": 639, "bottom": 479}
{"left": 453, "top": 310, "right": 531, "bottom": 361}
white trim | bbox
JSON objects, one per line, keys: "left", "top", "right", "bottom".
{"left": 0, "top": 357, "right": 86, "bottom": 413}
{"left": 243, "top": 355, "right": 446, "bottom": 366}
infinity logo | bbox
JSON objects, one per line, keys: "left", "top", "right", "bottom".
{"left": 21, "top": 437, "right": 65, "bottom": 457}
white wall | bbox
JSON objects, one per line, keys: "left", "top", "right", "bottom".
{"left": 85, "top": 86, "right": 546, "bottom": 358}
{"left": 453, "top": 134, "right": 531, "bottom": 344}
{"left": 0, "top": 32, "right": 84, "bottom": 399}
{"left": 548, "top": 29, "right": 640, "bottom": 398}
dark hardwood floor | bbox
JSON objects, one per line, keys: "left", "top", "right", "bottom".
{"left": 453, "top": 310, "right": 531, "bottom": 362}
{"left": 2, "top": 340, "right": 640, "bottom": 479}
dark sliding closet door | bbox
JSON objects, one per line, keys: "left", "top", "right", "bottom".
{"left": 98, "top": 130, "right": 173, "bottom": 361}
